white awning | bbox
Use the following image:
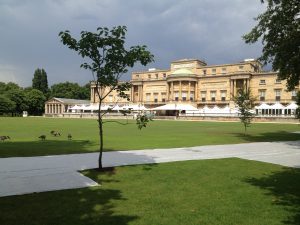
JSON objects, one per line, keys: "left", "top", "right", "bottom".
{"left": 285, "top": 102, "right": 298, "bottom": 109}
{"left": 255, "top": 103, "right": 270, "bottom": 109}
{"left": 151, "top": 104, "right": 198, "bottom": 111}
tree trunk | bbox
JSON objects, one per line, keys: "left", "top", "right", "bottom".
{"left": 98, "top": 116, "right": 103, "bottom": 169}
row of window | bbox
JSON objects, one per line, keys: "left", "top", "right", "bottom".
{"left": 135, "top": 65, "right": 247, "bottom": 78}
{"left": 259, "top": 89, "right": 297, "bottom": 101}
{"left": 135, "top": 73, "right": 167, "bottom": 79}
{"left": 259, "top": 79, "right": 282, "bottom": 85}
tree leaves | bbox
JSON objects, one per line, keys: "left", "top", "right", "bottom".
{"left": 244, "top": 0, "right": 300, "bottom": 90}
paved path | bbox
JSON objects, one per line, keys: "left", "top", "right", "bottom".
{"left": 0, "top": 141, "right": 299, "bottom": 197}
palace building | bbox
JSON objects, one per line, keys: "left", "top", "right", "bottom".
{"left": 90, "top": 58, "right": 298, "bottom": 109}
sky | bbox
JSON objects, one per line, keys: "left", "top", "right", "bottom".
{"left": 0, "top": 0, "right": 266, "bottom": 87}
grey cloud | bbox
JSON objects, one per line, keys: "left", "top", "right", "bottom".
{"left": 0, "top": 0, "right": 266, "bottom": 87}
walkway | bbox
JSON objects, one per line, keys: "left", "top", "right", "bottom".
{"left": 0, "top": 141, "right": 299, "bottom": 197}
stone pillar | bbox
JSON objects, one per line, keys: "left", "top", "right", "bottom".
{"left": 195, "top": 82, "right": 199, "bottom": 101}
{"left": 188, "top": 81, "right": 191, "bottom": 101}
{"left": 140, "top": 85, "right": 143, "bottom": 102}
{"left": 179, "top": 81, "right": 182, "bottom": 101}
{"left": 166, "top": 83, "right": 169, "bottom": 101}
{"left": 232, "top": 80, "right": 235, "bottom": 98}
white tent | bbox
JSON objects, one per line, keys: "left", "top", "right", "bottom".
{"left": 151, "top": 103, "right": 198, "bottom": 111}
{"left": 285, "top": 102, "right": 298, "bottom": 109}
{"left": 255, "top": 102, "right": 270, "bottom": 109}
{"left": 269, "top": 102, "right": 285, "bottom": 109}
{"left": 69, "top": 105, "right": 82, "bottom": 110}
{"left": 123, "top": 104, "right": 148, "bottom": 111}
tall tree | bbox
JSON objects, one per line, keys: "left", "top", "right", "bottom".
{"left": 32, "top": 68, "right": 49, "bottom": 94}
{"left": 59, "top": 26, "right": 154, "bottom": 169}
{"left": 234, "top": 87, "right": 256, "bottom": 135}
{"left": 243, "top": 0, "right": 300, "bottom": 90}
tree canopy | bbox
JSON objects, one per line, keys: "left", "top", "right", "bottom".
{"left": 24, "top": 89, "right": 46, "bottom": 115}
{"left": 243, "top": 0, "right": 300, "bottom": 90}
{"left": 50, "top": 82, "right": 90, "bottom": 100}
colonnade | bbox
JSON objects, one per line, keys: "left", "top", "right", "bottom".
{"left": 229, "top": 78, "right": 250, "bottom": 98}
{"left": 45, "top": 104, "right": 63, "bottom": 114}
{"left": 167, "top": 81, "right": 197, "bottom": 102}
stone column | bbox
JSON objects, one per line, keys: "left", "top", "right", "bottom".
{"left": 140, "top": 84, "right": 143, "bottom": 102}
{"left": 230, "top": 80, "right": 233, "bottom": 99}
{"left": 195, "top": 82, "right": 199, "bottom": 101}
{"left": 179, "top": 81, "right": 182, "bottom": 101}
{"left": 188, "top": 81, "right": 191, "bottom": 101}
{"left": 166, "top": 83, "right": 169, "bottom": 101}
{"left": 232, "top": 80, "right": 235, "bottom": 98}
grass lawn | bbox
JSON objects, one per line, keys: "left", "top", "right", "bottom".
{"left": 0, "top": 158, "right": 299, "bottom": 225}
{"left": 0, "top": 117, "right": 299, "bottom": 157}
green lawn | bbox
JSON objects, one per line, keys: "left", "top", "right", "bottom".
{"left": 0, "top": 117, "right": 299, "bottom": 157}
{"left": 0, "top": 158, "right": 299, "bottom": 225}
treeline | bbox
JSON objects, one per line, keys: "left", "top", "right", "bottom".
{"left": 0, "top": 68, "right": 90, "bottom": 116}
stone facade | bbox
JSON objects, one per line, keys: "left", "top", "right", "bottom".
{"left": 45, "top": 98, "right": 90, "bottom": 115}
{"left": 90, "top": 58, "right": 298, "bottom": 109}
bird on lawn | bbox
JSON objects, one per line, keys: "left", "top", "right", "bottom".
{"left": 39, "top": 135, "right": 46, "bottom": 141}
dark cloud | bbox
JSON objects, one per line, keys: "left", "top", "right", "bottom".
{"left": 0, "top": 0, "right": 266, "bottom": 87}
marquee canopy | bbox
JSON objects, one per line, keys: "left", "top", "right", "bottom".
{"left": 151, "top": 104, "right": 198, "bottom": 111}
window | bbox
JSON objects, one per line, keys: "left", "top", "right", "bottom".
{"left": 291, "top": 90, "right": 297, "bottom": 100}
{"left": 259, "top": 80, "right": 266, "bottom": 85}
{"left": 148, "top": 74, "right": 151, "bottom": 79}
{"left": 239, "top": 65, "right": 244, "bottom": 71}
{"left": 212, "top": 68, "right": 216, "bottom": 75}
{"left": 146, "top": 93, "right": 151, "bottom": 102}
{"left": 210, "top": 91, "right": 216, "bottom": 102}
{"left": 182, "top": 92, "right": 187, "bottom": 101}
{"left": 161, "top": 93, "right": 166, "bottom": 102}
{"left": 221, "top": 90, "right": 227, "bottom": 101}
{"left": 174, "top": 91, "right": 179, "bottom": 101}
{"left": 203, "top": 69, "right": 207, "bottom": 75}
{"left": 275, "top": 89, "right": 281, "bottom": 101}
{"left": 221, "top": 68, "right": 227, "bottom": 74}
{"left": 201, "top": 91, "right": 206, "bottom": 102}
{"left": 155, "top": 74, "right": 158, "bottom": 79}
{"left": 259, "top": 90, "right": 266, "bottom": 101}
{"left": 163, "top": 73, "right": 166, "bottom": 78}
{"left": 275, "top": 79, "right": 281, "bottom": 84}
{"left": 190, "top": 91, "right": 194, "bottom": 101}
{"left": 136, "top": 74, "right": 139, "bottom": 78}
{"left": 153, "top": 93, "right": 158, "bottom": 102}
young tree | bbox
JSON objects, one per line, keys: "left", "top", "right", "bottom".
{"left": 234, "top": 87, "right": 255, "bottom": 135}
{"left": 32, "top": 68, "right": 49, "bottom": 94}
{"left": 59, "top": 26, "right": 154, "bottom": 169}
{"left": 243, "top": 0, "right": 300, "bottom": 90}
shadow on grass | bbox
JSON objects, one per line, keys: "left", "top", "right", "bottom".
{"left": 245, "top": 168, "right": 300, "bottom": 225}
{"left": 231, "top": 130, "right": 300, "bottom": 143}
{"left": 0, "top": 140, "right": 105, "bottom": 158}
{"left": 0, "top": 179, "right": 139, "bottom": 225}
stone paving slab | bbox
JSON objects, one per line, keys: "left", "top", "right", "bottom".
{"left": 0, "top": 141, "right": 299, "bottom": 197}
